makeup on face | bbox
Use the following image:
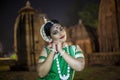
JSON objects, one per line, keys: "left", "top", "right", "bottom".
{"left": 50, "top": 23, "right": 66, "bottom": 42}
{"left": 60, "top": 35, "right": 65, "bottom": 39}
{"left": 53, "top": 24, "right": 61, "bottom": 30}
{"left": 51, "top": 24, "right": 64, "bottom": 35}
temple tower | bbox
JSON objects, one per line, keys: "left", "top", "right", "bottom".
{"left": 98, "top": 0, "right": 120, "bottom": 52}
{"left": 14, "top": 1, "right": 46, "bottom": 70}
{"left": 68, "top": 20, "right": 94, "bottom": 54}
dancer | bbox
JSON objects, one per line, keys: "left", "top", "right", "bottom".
{"left": 37, "top": 19, "right": 85, "bottom": 80}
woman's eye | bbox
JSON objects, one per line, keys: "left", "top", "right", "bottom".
{"left": 60, "top": 27, "right": 64, "bottom": 31}
{"left": 52, "top": 30, "right": 58, "bottom": 35}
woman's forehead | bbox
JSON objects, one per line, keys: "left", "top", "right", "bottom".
{"left": 51, "top": 24, "right": 61, "bottom": 30}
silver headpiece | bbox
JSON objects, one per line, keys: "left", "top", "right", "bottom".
{"left": 40, "top": 17, "right": 53, "bottom": 43}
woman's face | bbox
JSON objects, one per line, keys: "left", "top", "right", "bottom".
{"left": 50, "top": 24, "right": 67, "bottom": 43}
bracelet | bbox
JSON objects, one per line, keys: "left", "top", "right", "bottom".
{"left": 60, "top": 50, "right": 65, "bottom": 56}
{"left": 50, "top": 48, "right": 57, "bottom": 53}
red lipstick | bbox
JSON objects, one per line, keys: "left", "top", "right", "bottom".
{"left": 60, "top": 35, "right": 65, "bottom": 39}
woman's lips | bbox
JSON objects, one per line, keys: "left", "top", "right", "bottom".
{"left": 60, "top": 35, "right": 65, "bottom": 39}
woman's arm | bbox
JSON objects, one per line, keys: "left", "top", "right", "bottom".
{"left": 59, "top": 45, "right": 85, "bottom": 71}
{"left": 37, "top": 48, "right": 55, "bottom": 78}
{"left": 61, "top": 53, "right": 85, "bottom": 71}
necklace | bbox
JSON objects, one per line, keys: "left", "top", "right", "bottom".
{"left": 56, "top": 57, "right": 70, "bottom": 80}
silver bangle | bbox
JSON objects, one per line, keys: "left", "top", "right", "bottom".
{"left": 50, "top": 48, "right": 57, "bottom": 53}
{"left": 60, "top": 50, "right": 65, "bottom": 56}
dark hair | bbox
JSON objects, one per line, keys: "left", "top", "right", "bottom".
{"left": 44, "top": 19, "right": 59, "bottom": 37}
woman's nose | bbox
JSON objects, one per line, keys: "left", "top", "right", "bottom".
{"left": 59, "top": 31, "right": 63, "bottom": 36}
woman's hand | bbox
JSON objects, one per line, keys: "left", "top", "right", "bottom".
{"left": 57, "top": 42, "right": 63, "bottom": 52}
{"left": 48, "top": 42, "right": 57, "bottom": 54}
{"left": 49, "top": 42, "right": 67, "bottom": 55}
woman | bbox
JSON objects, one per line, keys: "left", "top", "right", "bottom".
{"left": 37, "top": 19, "right": 85, "bottom": 80}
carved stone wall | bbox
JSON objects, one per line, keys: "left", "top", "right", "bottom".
{"left": 67, "top": 20, "right": 94, "bottom": 54}
{"left": 14, "top": 1, "right": 46, "bottom": 70}
{"left": 85, "top": 52, "right": 120, "bottom": 66}
{"left": 98, "top": 0, "right": 120, "bottom": 52}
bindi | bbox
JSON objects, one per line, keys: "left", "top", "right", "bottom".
{"left": 55, "top": 26, "right": 58, "bottom": 29}
{"left": 54, "top": 25, "right": 59, "bottom": 30}
{"left": 52, "top": 24, "right": 61, "bottom": 31}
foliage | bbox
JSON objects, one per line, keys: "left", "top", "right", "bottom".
{"left": 78, "top": 3, "right": 99, "bottom": 28}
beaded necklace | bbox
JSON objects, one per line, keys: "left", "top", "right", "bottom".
{"left": 55, "top": 48, "right": 70, "bottom": 80}
{"left": 55, "top": 43, "right": 70, "bottom": 80}
{"left": 56, "top": 57, "right": 70, "bottom": 80}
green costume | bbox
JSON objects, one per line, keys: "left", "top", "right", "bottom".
{"left": 37, "top": 45, "right": 84, "bottom": 80}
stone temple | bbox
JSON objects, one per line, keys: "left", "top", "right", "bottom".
{"left": 14, "top": 1, "right": 48, "bottom": 70}
{"left": 13, "top": 1, "right": 98, "bottom": 70}
{"left": 11, "top": 0, "right": 120, "bottom": 71}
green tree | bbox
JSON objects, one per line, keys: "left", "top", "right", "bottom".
{"left": 78, "top": 3, "right": 99, "bottom": 28}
